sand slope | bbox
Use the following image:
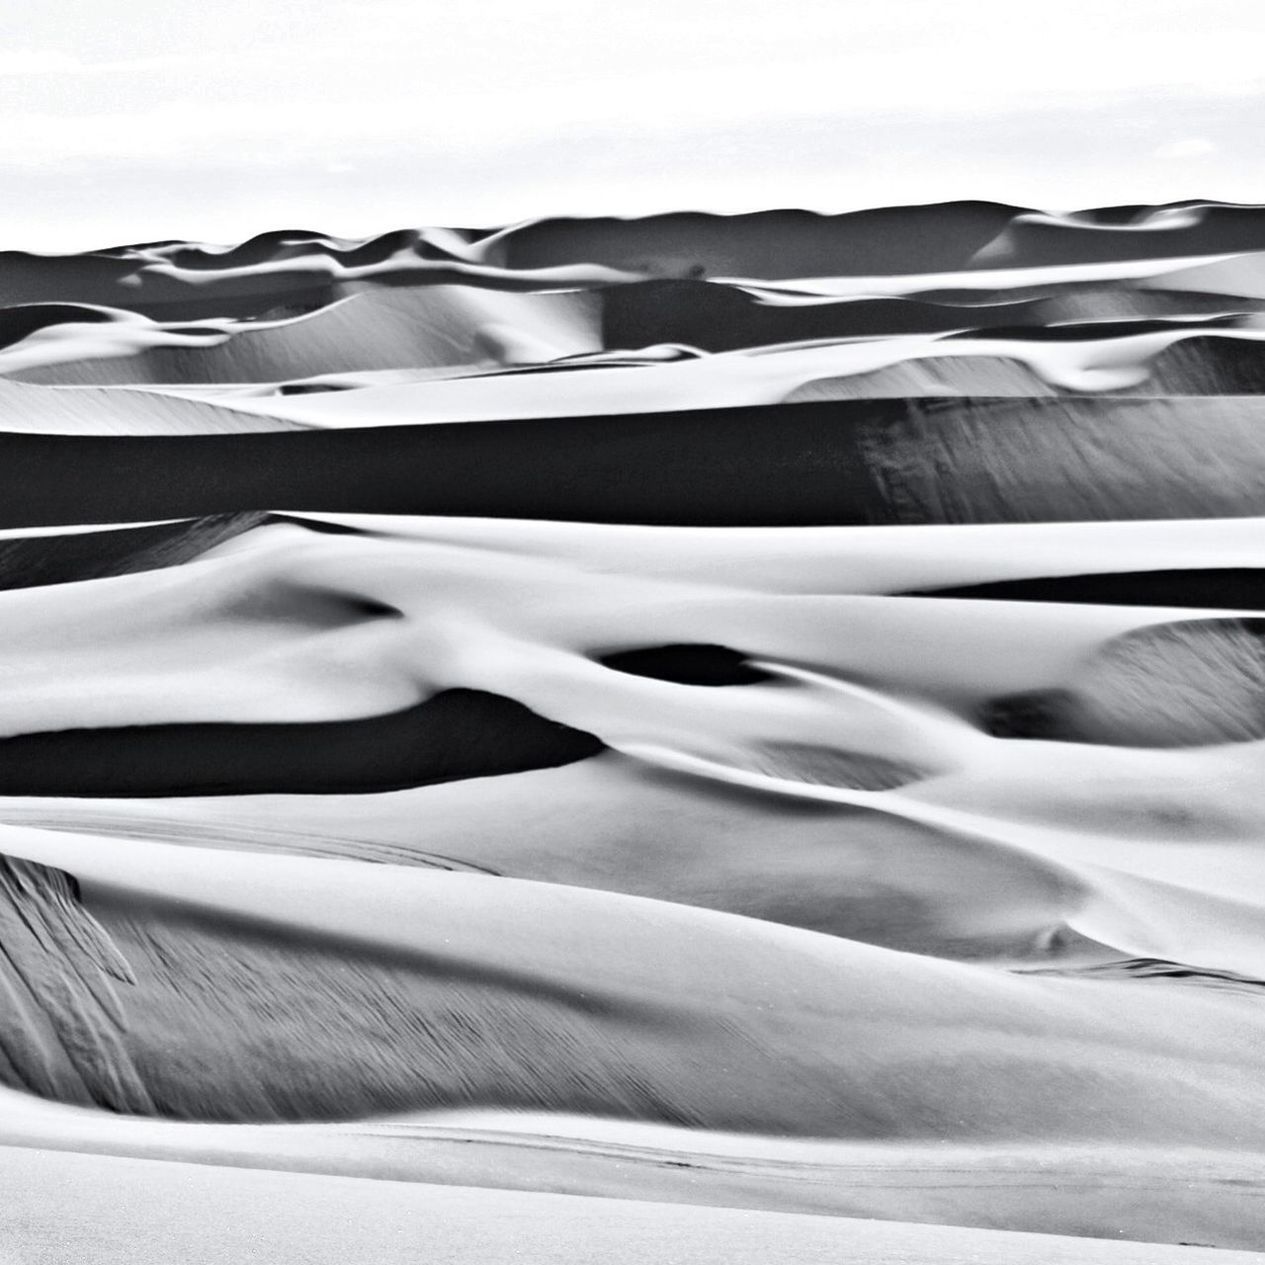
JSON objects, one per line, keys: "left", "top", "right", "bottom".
{"left": 1, "top": 204, "right": 1265, "bottom": 1259}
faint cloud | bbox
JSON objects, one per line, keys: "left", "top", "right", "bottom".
{"left": 0, "top": 48, "right": 187, "bottom": 76}
{"left": 1154, "top": 138, "right": 1219, "bottom": 159}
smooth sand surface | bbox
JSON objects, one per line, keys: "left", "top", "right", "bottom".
{"left": 0, "top": 1146, "right": 1257, "bottom": 1265}
{"left": 2, "top": 203, "right": 1265, "bottom": 1258}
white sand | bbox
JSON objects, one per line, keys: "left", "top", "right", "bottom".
{"left": 4, "top": 1146, "right": 1255, "bottom": 1265}
{"left": 2, "top": 203, "right": 1265, "bottom": 1258}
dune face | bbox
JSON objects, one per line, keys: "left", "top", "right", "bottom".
{"left": 2, "top": 202, "right": 1265, "bottom": 1259}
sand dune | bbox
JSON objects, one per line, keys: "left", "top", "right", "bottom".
{"left": 6, "top": 202, "right": 1259, "bottom": 311}
{"left": 0, "top": 378, "right": 294, "bottom": 435}
{"left": 11, "top": 395, "right": 1265, "bottom": 523}
{"left": 2, "top": 204, "right": 1265, "bottom": 1259}
{"left": 8, "top": 317, "right": 1265, "bottom": 420}
{"left": 473, "top": 202, "right": 1265, "bottom": 279}
{"left": 1, "top": 286, "right": 600, "bottom": 385}
{"left": 0, "top": 826, "right": 1262, "bottom": 1152}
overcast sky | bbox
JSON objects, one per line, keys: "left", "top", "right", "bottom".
{"left": 1, "top": 0, "right": 1262, "bottom": 250}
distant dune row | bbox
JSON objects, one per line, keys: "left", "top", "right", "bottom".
{"left": 0, "top": 202, "right": 1263, "bottom": 1259}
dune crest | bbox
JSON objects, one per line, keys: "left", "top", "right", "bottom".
{"left": 1, "top": 202, "right": 1264, "bottom": 1257}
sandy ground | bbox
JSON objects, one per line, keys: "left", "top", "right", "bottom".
{"left": 0, "top": 1146, "right": 1257, "bottom": 1265}
{"left": 2, "top": 202, "right": 1265, "bottom": 1259}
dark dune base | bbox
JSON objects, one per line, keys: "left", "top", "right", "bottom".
{"left": 910, "top": 569, "right": 1265, "bottom": 609}
{"left": 0, "top": 689, "right": 604, "bottom": 797}
{"left": 0, "top": 403, "right": 879, "bottom": 528}
{"left": 598, "top": 644, "right": 773, "bottom": 686}
{"left": 600, "top": 281, "right": 1045, "bottom": 350}
{"left": 5, "top": 396, "right": 1265, "bottom": 528}
{"left": 1135, "top": 336, "right": 1265, "bottom": 395}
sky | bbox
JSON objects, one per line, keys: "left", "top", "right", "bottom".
{"left": 1, "top": 0, "right": 1263, "bottom": 250}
